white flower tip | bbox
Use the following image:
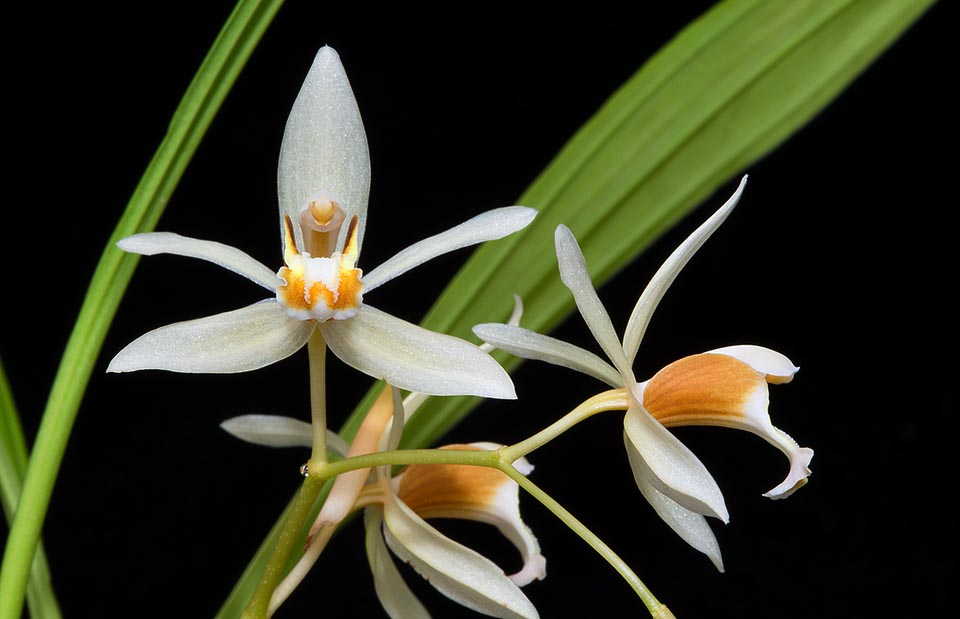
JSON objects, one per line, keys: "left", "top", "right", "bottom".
{"left": 509, "top": 553, "right": 547, "bottom": 586}
{"left": 105, "top": 352, "right": 135, "bottom": 373}
{"left": 763, "top": 446, "right": 814, "bottom": 499}
{"left": 512, "top": 206, "right": 538, "bottom": 228}
{"left": 218, "top": 414, "right": 315, "bottom": 449}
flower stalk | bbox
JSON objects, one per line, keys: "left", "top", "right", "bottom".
{"left": 306, "top": 331, "right": 328, "bottom": 464}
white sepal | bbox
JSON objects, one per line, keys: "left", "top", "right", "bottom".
{"left": 117, "top": 232, "right": 279, "bottom": 291}
{"left": 278, "top": 46, "right": 370, "bottom": 255}
{"left": 709, "top": 344, "right": 799, "bottom": 383}
{"left": 364, "top": 508, "right": 432, "bottom": 619}
{"left": 320, "top": 305, "right": 516, "bottom": 399}
{"left": 554, "top": 225, "right": 635, "bottom": 385}
{"left": 107, "top": 300, "right": 314, "bottom": 374}
{"left": 382, "top": 495, "right": 539, "bottom": 619}
{"left": 364, "top": 207, "right": 537, "bottom": 292}
{"left": 473, "top": 323, "right": 621, "bottom": 388}
{"left": 623, "top": 403, "right": 729, "bottom": 522}
{"left": 622, "top": 176, "right": 747, "bottom": 364}
{"left": 626, "top": 436, "right": 724, "bottom": 572}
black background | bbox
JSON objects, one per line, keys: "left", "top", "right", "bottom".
{"left": 2, "top": 2, "right": 957, "bottom": 618}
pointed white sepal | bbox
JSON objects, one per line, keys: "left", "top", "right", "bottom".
{"left": 117, "top": 232, "right": 279, "bottom": 291}
{"left": 107, "top": 300, "right": 314, "bottom": 374}
{"left": 623, "top": 403, "right": 729, "bottom": 522}
{"left": 473, "top": 323, "right": 622, "bottom": 388}
{"left": 622, "top": 176, "right": 747, "bottom": 364}
{"left": 278, "top": 46, "right": 371, "bottom": 255}
{"left": 626, "top": 436, "right": 724, "bottom": 572}
{"left": 364, "top": 207, "right": 537, "bottom": 292}
{"left": 554, "top": 225, "right": 636, "bottom": 384}
{"left": 364, "top": 508, "right": 431, "bottom": 619}
{"left": 382, "top": 495, "right": 539, "bottom": 619}
{"left": 218, "top": 414, "right": 349, "bottom": 456}
{"left": 321, "top": 305, "right": 516, "bottom": 399}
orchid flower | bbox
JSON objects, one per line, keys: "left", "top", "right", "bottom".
{"left": 107, "top": 46, "right": 534, "bottom": 399}
{"left": 473, "top": 177, "right": 813, "bottom": 571}
{"left": 223, "top": 384, "right": 544, "bottom": 619}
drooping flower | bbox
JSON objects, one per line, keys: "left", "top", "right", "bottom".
{"left": 223, "top": 385, "right": 544, "bottom": 619}
{"left": 107, "top": 46, "right": 534, "bottom": 399}
{"left": 473, "top": 177, "right": 813, "bottom": 570}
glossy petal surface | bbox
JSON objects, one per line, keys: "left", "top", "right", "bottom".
{"left": 364, "top": 508, "right": 431, "bottom": 619}
{"left": 383, "top": 495, "right": 538, "bottom": 619}
{"left": 622, "top": 177, "right": 746, "bottom": 363}
{"left": 627, "top": 439, "right": 724, "bottom": 572}
{"left": 107, "top": 301, "right": 314, "bottom": 373}
{"left": 473, "top": 323, "right": 621, "bottom": 387}
{"left": 364, "top": 207, "right": 537, "bottom": 292}
{"left": 117, "top": 232, "right": 279, "bottom": 291}
{"left": 278, "top": 47, "right": 370, "bottom": 254}
{"left": 623, "top": 403, "right": 728, "bottom": 522}
{"left": 321, "top": 306, "right": 515, "bottom": 398}
{"left": 554, "top": 225, "right": 635, "bottom": 384}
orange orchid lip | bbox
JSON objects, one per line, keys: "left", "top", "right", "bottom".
{"left": 276, "top": 214, "right": 364, "bottom": 322}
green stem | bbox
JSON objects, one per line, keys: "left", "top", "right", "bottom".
{"left": 307, "top": 331, "right": 328, "bottom": 463}
{"left": 503, "top": 388, "right": 629, "bottom": 461}
{"left": 0, "top": 360, "right": 61, "bottom": 619}
{"left": 312, "top": 448, "right": 497, "bottom": 479}
{"left": 240, "top": 475, "right": 326, "bottom": 619}
{"left": 0, "top": 2, "right": 285, "bottom": 617}
{"left": 497, "top": 464, "right": 667, "bottom": 617}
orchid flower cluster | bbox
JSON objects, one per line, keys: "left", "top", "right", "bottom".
{"left": 109, "top": 46, "right": 812, "bottom": 619}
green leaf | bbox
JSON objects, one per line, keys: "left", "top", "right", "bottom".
{"left": 0, "top": 1, "right": 286, "bottom": 616}
{"left": 399, "top": 0, "right": 936, "bottom": 448}
{"left": 0, "top": 360, "right": 62, "bottom": 619}
{"left": 222, "top": 0, "right": 935, "bottom": 613}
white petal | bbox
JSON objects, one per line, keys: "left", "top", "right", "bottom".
{"left": 117, "top": 232, "right": 279, "bottom": 291}
{"left": 708, "top": 344, "right": 799, "bottom": 383}
{"left": 321, "top": 305, "right": 515, "bottom": 399}
{"left": 218, "top": 414, "right": 349, "bottom": 455}
{"left": 382, "top": 495, "right": 539, "bottom": 619}
{"left": 473, "top": 323, "right": 621, "bottom": 388}
{"left": 363, "top": 207, "right": 537, "bottom": 292}
{"left": 623, "top": 403, "right": 729, "bottom": 522}
{"left": 364, "top": 508, "right": 431, "bottom": 619}
{"left": 554, "top": 225, "right": 635, "bottom": 384}
{"left": 278, "top": 46, "right": 370, "bottom": 255}
{"left": 107, "top": 300, "right": 314, "bottom": 373}
{"left": 479, "top": 295, "right": 525, "bottom": 355}
{"left": 396, "top": 442, "right": 546, "bottom": 587}
{"left": 622, "top": 176, "right": 747, "bottom": 364}
{"left": 627, "top": 441, "right": 725, "bottom": 572}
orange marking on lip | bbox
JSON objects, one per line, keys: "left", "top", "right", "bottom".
{"left": 643, "top": 353, "right": 765, "bottom": 428}
{"left": 398, "top": 444, "right": 508, "bottom": 517}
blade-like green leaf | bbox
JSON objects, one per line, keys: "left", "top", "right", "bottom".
{"left": 221, "top": 0, "right": 934, "bottom": 614}
{"left": 0, "top": 360, "right": 62, "bottom": 619}
{"left": 0, "top": 1, "right": 286, "bottom": 616}
{"left": 400, "top": 0, "right": 936, "bottom": 448}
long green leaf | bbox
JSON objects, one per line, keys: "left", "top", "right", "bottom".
{"left": 0, "top": 1, "right": 286, "bottom": 616}
{"left": 218, "top": 0, "right": 933, "bottom": 614}
{"left": 0, "top": 360, "right": 61, "bottom": 619}
{"left": 398, "top": 0, "right": 936, "bottom": 448}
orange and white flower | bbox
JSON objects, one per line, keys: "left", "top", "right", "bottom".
{"left": 107, "top": 47, "right": 534, "bottom": 398}
{"left": 473, "top": 177, "right": 813, "bottom": 570}
{"left": 223, "top": 385, "right": 545, "bottom": 619}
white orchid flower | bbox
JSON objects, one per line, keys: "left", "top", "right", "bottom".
{"left": 473, "top": 177, "right": 813, "bottom": 571}
{"left": 224, "top": 385, "right": 544, "bottom": 619}
{"left": 107, "top": 46, "right": 534, "bottom": 399}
